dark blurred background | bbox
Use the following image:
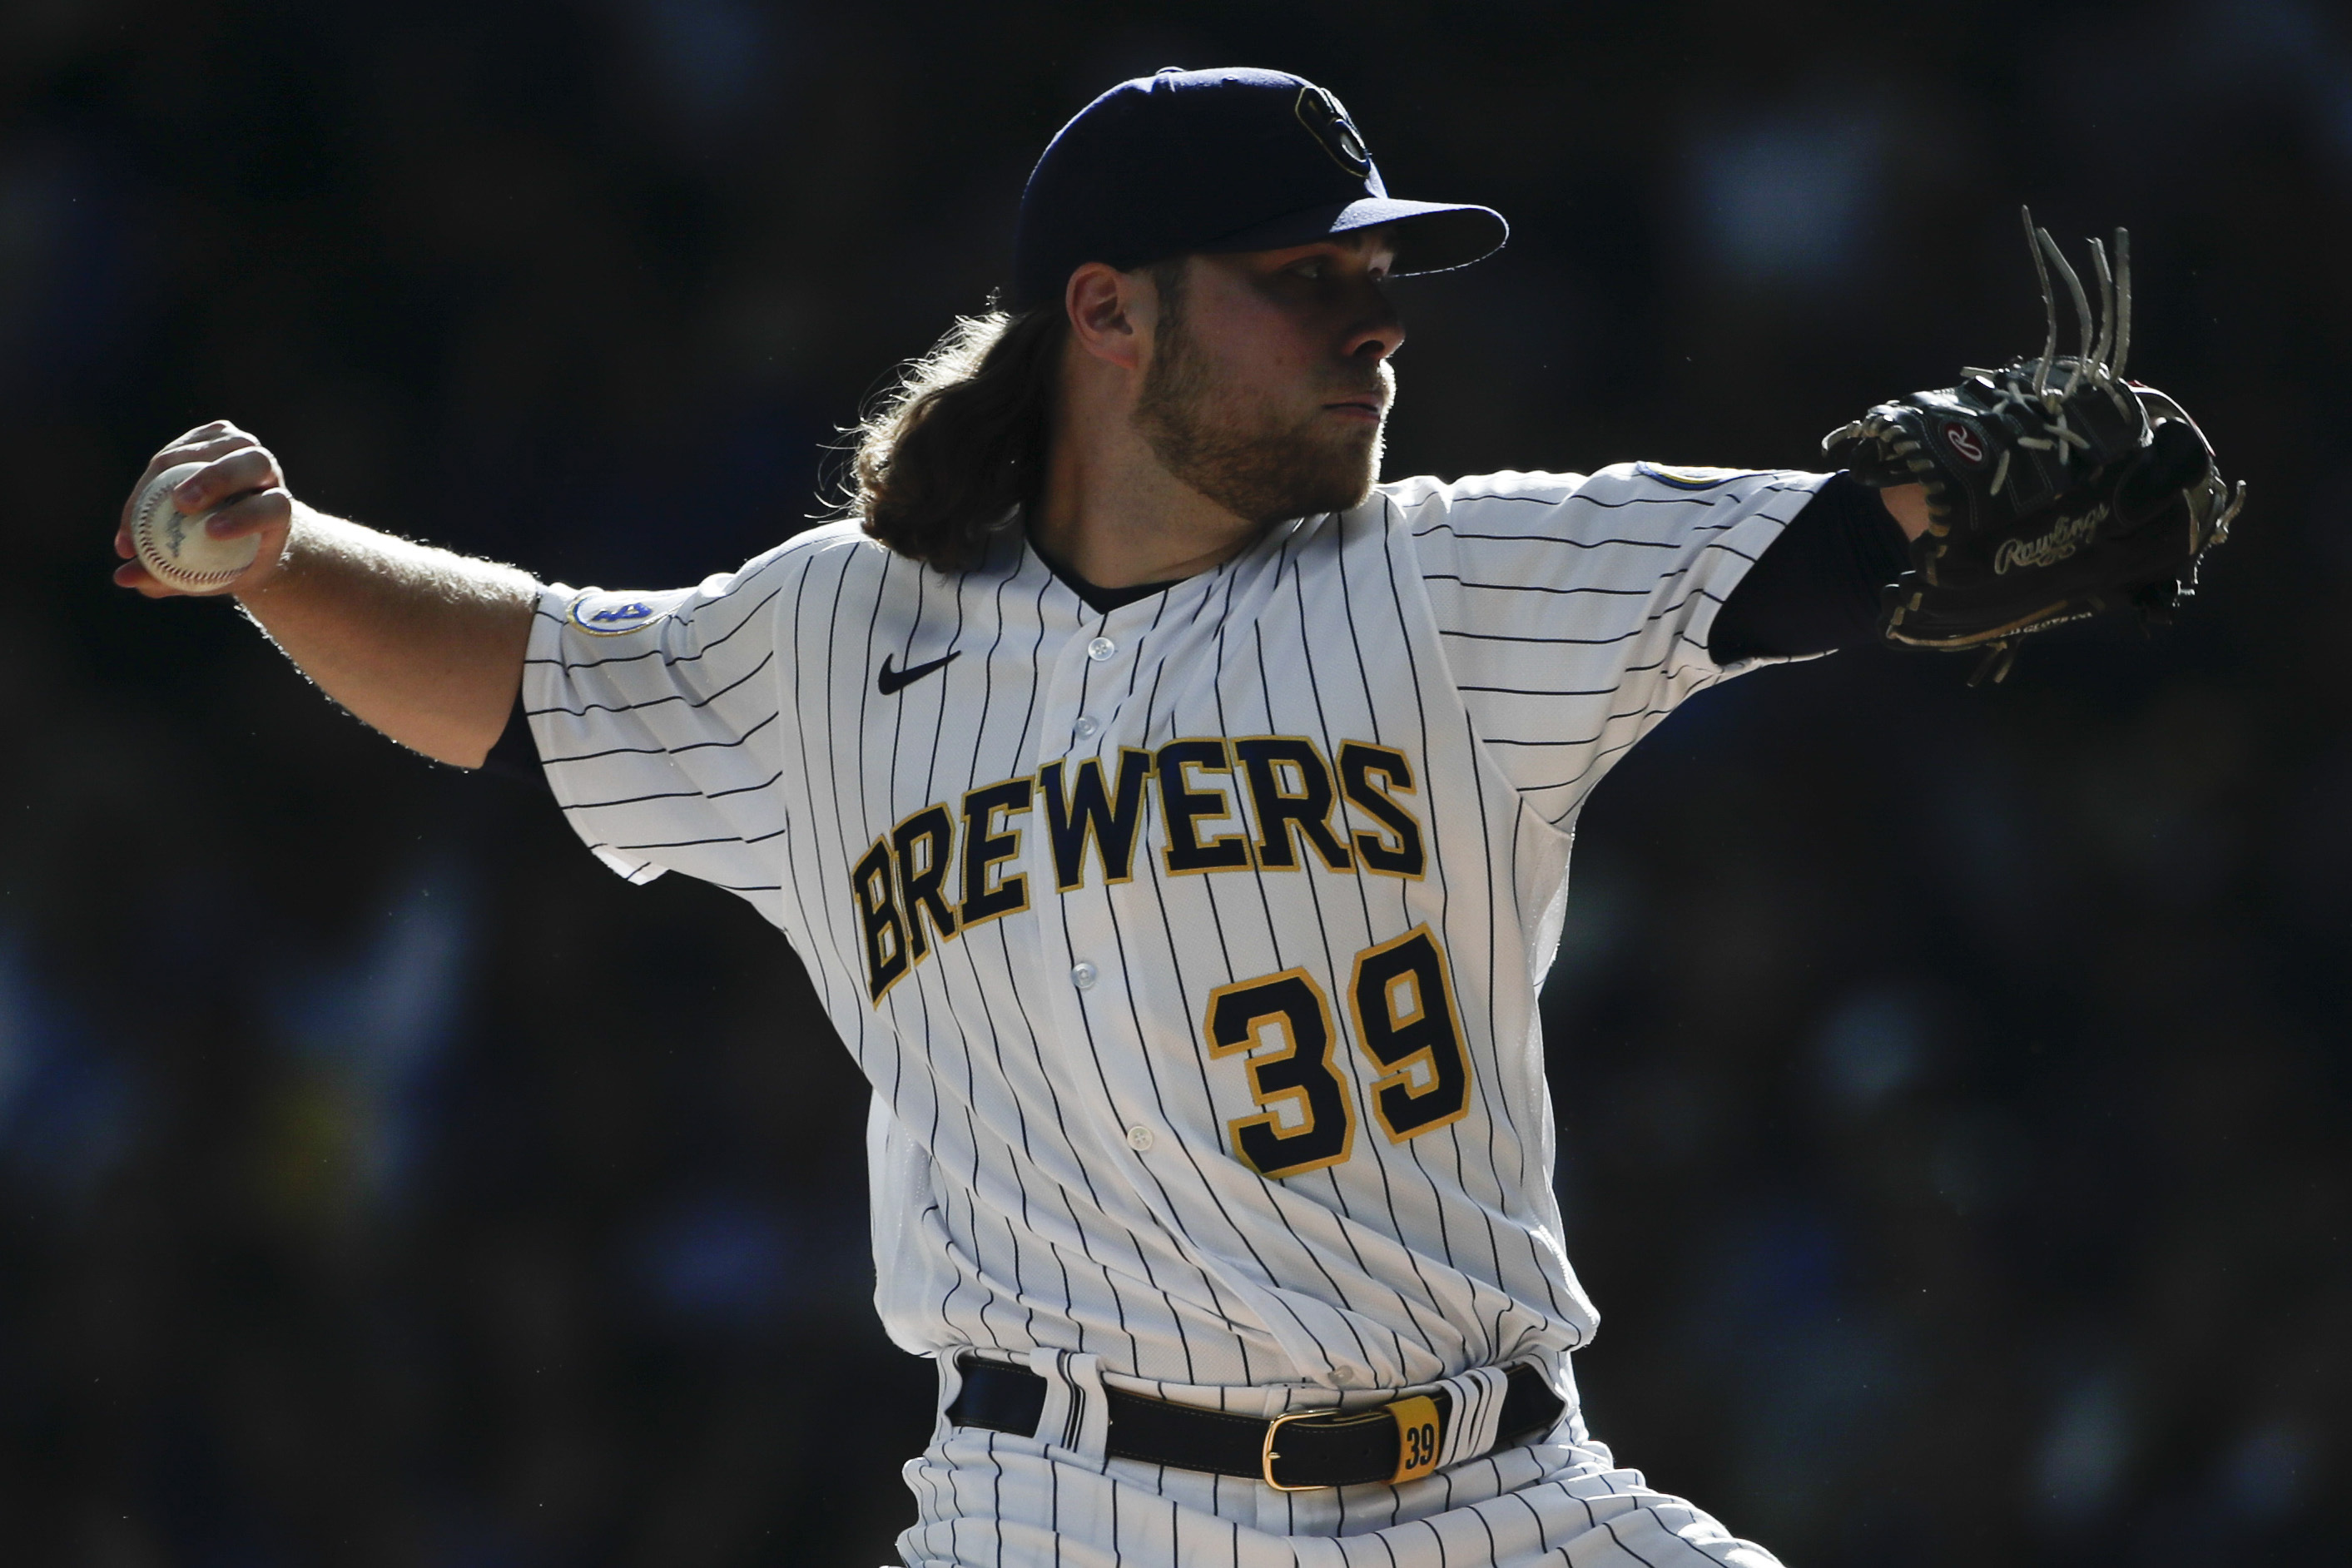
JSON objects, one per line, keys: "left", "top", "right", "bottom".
{"left": 2, "top": 1, "right": 2345, "bottom": 1563}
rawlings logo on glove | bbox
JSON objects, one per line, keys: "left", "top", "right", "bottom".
{"left": 1824, "top": 210, "right": 2245, "bottom": 683}
{"left": 1993, "top": 507, "right": 2103, "bottom": 574}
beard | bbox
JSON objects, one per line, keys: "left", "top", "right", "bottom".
{"left": 1132, "top": 307, "right": 1393, "bottom": 527}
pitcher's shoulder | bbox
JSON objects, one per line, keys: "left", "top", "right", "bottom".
{"left": 1372, "top": 469, "right": 1595, "bottom": 521}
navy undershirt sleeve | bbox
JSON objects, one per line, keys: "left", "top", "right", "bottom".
{"left": 479, "top": 695, "right": 551, "bottom": 795}
{"left": 1708, "top": 471, "right": 1912, "bottom": 662}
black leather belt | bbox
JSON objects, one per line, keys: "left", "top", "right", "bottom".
{"left": 947, "top": 1355, "right": 1564, "bottom": 1491}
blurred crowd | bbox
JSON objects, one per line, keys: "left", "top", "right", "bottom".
{"left": 2, "top": 1, "right": 2347, "bottom": 1563}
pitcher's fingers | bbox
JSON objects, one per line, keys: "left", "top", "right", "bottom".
{"left": 141, "top": 429, "right": 256, "bottom": 486}
{"left": 122, "top": 433, "right": 264, "bottom": 531}
{"left": 176, "top": 448, "right": 281, "bottom": 511}
{"left": 154, "top": 432, "right": 261, "bottom": 474}
{"left": 204, "top": 489, "right": 292, "bottom": 539}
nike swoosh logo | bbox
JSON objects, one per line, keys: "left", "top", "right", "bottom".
{"left": 877, "top": 650, "right": 960, "bottom": 696}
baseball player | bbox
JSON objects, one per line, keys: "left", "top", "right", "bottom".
{"left": 117, "top": 67, "right": 2233, "bottom": 1568}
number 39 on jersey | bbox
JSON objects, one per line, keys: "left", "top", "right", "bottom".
{"left": 1203, "top": 925, "right": 1471, "bottom": 1179}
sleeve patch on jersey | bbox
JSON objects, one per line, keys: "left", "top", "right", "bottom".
{"left": 1635, "top": 462, "right": 1769, "bottom": 490}
{"left": 568, "top": 592, "right": 670, "bottom": 636}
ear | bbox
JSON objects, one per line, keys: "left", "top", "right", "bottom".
{"left": 1064, "top": 261, "right": 1154, "bottom": 373}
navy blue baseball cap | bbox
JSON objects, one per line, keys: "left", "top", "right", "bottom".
{"left": 1010, "top": 67, "right": 1507, "bottom": 310}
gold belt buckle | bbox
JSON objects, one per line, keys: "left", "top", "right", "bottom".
{"left": 1260, "top": 1409, "right": 1321, "bottom": 1491}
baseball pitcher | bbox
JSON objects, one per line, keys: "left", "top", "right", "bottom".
{"left": 117, "top": 67, "right": 2235, "bottom": 1567}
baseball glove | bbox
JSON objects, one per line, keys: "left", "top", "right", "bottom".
{"left": 1824, "top": 210, "right": 2245, "bottom": 683}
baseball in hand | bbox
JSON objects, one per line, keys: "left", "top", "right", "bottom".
{"left": 130, "top": 461, "right": 261, "bottom": 594}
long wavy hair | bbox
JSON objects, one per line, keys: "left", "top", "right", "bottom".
{"left": 847, "top": 301, "right": 1068, "bottom": 572}
{"left": 850, "top": 262, "right": 1184, "bottom": 571}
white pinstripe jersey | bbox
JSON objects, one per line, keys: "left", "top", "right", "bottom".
{"left": 522, "top": 463, "right": 1824, "bottom": 1403}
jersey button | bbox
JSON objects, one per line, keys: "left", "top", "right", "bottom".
{"left": 1125, "top": 1124, "right": 1155, "bottom": 1153}
{"left": 1073, "top": 715, "right": 1099, "bottom": 741}
{"left": 1086, "top": 636, "right": 1116, "bottom": 662}
{"left": 1070, "top": 961, "right": 1099, "bottom": 990}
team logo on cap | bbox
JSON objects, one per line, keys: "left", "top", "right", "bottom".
{"left": 1295, "top": 86, "right": 1372, "bottom": 177}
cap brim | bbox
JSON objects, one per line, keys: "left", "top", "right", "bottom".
{"left": 1200, "top": 196, "right": 1507, "bottom": 277}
